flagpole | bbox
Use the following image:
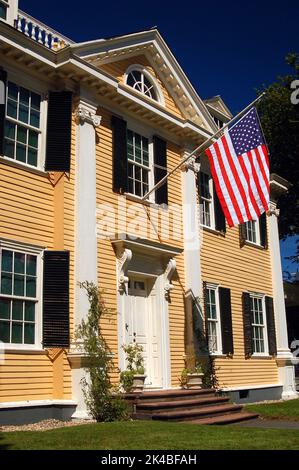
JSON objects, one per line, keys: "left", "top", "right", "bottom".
{"left": 141, "top": 92, "right": 266, "bottom": 202}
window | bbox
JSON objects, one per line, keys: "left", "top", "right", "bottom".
{"left": 3, "top": 81, "right": 41, "bottom": 167}
{"left": 250, "top": 295, "right": 268, "bottom": 355}
{"left": 126, "top": 68, "right": 159, "bottom": 102}
{"left": 199, "top": 172, "right": 214, "bottom": 228}
{"left": 213, "top": 116, "right": 224, "bottom": 129}
{"left": 245, "top": 219, "right": 260, "bottom": 245}
{"left": 205, "top": 285, "right": 222, "bottom": 354}
{"left": 127, "top": 129, "right": 151, "bottom": 198}
{"left": 0, "top": 1, "right": 7, "bottom": 20}
{"left": 0, "top": 247, "right": 39, "bottom": 346}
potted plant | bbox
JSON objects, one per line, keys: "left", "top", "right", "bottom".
{"left": 120, "top": 343, "right": 147, "bottom": 393}
{"left": 180, "top": 362, "right": 204, "bottom": 390}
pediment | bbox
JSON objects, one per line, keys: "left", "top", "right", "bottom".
{"left": 71, "top": 30, "right": 216, "bottom": 132}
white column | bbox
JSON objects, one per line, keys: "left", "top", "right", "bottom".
{"left": 269, "top": 175, "right": 297, "bottom": 399}
{"left": 181, "top": 151, "right": 202, "bottom": 367}
{"left": 69, "top": 98, "right": 101, "bottom": 419}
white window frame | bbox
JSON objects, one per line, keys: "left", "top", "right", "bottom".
{"left": 125, "top": 120, "right": 155, "bottom": 203}
{"left": 0, "top": 240, "right": 43, "bottom": 351}
{"left": 1, "top": 69, "right": 48, "bottom": 172}
{"left": 124, "top": 64, "right": 165, "bottom": 106}
{"left": 199, "top": 171, "right": 215, "bottom": 230}
{"left": 245, "top": 219, "right": 261, "bottom": 246}
{"left": 249, "top": 292, "right": 269, "bottom": 357}
{"left": 205, "top": 283, "right": 222, "bottom": 355}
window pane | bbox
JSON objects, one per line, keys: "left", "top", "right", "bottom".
{"left": 1, "top": 273, "right": 12, "bottom": 295}
{"left": 25, "top": 302, "right": 35, "bottom": 322}
{"left": 26, "top": 255, "right": 37, "bottom": 276}
{"left": 20, "top": 87, "right": 30, "bottom": 106}
{"left": 135, "top": 165, "right": 141, "bottom": 181}
{"left": 135, "top": 180, "right": 141, "bottom": 196}
{"left": 12, "top": 300, "right": 23, "bottom": 320}
{"left": 8, "top": 83, "right": 18, "bottom": 101}
{"left": 0, "top": 299, "right": 10, "bottom": 320}
{"left": 28, "top": 148, "right": 37, "bottom": 167}
{"left": 26, "top": 276, "right": 36, "bottom": 298}
{"left": 2, "top": 250, "right": 13, "bottom": 272}
{"left": 16, "top": 143, "right": 26, "bottom": 163}
{"left": 30, "top": 110, "right": 40, "bottom": 128}
{"left": 31, "top": 93, "right": 41, "bottom": 111}
{"left": 7, "top": 99, "right": 17, "bottom": 119}
{"left": 24, "top": 323, "right": 35, "bottom": 344}
{"left": 14, "top": 274, "right": 25, "bottom": 296}
{"left": 3, "top": 139, "right": 14, "bottom": 159}
{"left": 0, "top": 321, "right": 10, "bottom": 342}
{"left": 4, "top": 121, "right": 15, "bottom": 140}
{"left": 0, "top": 5, "right": 7, "bottom": 20}
{"left": 28, "top": 130, "right": 38, "bottom": 148}
{"left": 11, "top": 322, "right": 22, "bottom": 343}
{"left": 14, "top": 252, "right": 25, "bottom": 274}
{"left": 19, "top": 104, "right": 29, "bottom": 124}
{"left": 17, "top": 126, "right": 27, "bottom": 144}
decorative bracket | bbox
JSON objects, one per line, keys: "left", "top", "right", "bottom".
{"left": 117, "top": 248, "right": 133, "bottom": 293}
{"left": 182, "top": 156, "right": 200, "bottom": 174}
{"left": 268, "top": 202, "right": 280, "bottom": 218}
{"left": 76, "top": 103, "right": 101, "bottom": 127}
{"left": 164, "top": 258, "right": 176, "bottom": 300}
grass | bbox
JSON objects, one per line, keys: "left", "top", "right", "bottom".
{"left": 1, "top": 420, "right": 299, "bottom": 450}
{"left": 245, "top": 398, "right": 299, "bottom": 421}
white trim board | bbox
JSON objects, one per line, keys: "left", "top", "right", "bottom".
{"left": 0, "top": 400, "right": 77, "bottom": 409}
{"left": 220, "top": 383, "right": 283, "bottom": 392}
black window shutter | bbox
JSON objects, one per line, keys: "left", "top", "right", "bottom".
{"left": 111, "top": 115, "right": 128, "bottom": 193}
{"left": 0, "top": 69, "right": 7, "bottom": 155}
{"left": 153, "top": 135, "right": 168, "bottom": 205}
{"left": 259, "top": 212, "right": 268, "bottom": 248}
{"left": 45, "top": 91, "right": 72, "bottom": 172}
{"left": 242, "top": 292, "right": 253, "bottom": 357}
{"left": 239, "top": 224, "right": 246, "bottom": 247}
{"left": 213, "top": 186, "right": 226, "bottom": 232}
{"left": 265, "top": 296, "right": 277, "bottom": 355}
{"left": 219, "top": 287, "right": 234, "bottom": 355}
{"left": 43, "top": 250, "right": 70, "bottom": 348}
{"left": 202, "top": 281, "right": 209, "bottom": 342}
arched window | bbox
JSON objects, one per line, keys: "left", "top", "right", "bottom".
{"left": 125, "top": 66, "right": 162, "bottom": 103}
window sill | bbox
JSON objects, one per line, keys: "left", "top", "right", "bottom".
{"left": 209, "top": 353, "right": 229, "bottom": 358}
{"left": 125, "top": 193, "right": 168, "bottom": 210}
{"left": 251, "top": 354, "right": 273, "bottom": 359}
{"left": 243, "top": 240, "right": 266, "bottom": 250}
{"left": 201, "top": 225, "right": 225, "bottom": 237}
{"left": 0, "top": 156, "right": 48, "bottom": 177}
{"left": 2, "top": 347, "right": 47, "bottom": 355}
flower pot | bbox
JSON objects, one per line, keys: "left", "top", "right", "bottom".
{"left": 186, "top": 372, "right": 204, "bottom": 389}
{"left": 131, "top": 374, "right": 147, "bottom": 393}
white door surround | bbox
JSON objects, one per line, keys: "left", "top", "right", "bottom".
{"left": 112, "top": 236, "right": 183, "bottom": 390}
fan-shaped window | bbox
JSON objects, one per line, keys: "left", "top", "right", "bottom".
{"left": 126, "top": 68, "right": 160, "bottom": 102}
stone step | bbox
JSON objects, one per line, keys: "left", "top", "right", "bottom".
{"left": 148, "top": 403, "right": 243, "bottom": 421}
{"left": 136, "top": 395, "right": 230, "bottom": 414}
{"left": 188, "top": 411, "right": 260, "bottom": 425}
{"left": 124, "top": 388, "right": 216, "bottom": 403}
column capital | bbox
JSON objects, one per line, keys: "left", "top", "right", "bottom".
{"left": 182, "top": 156, "right": 201, "bottom": 174}
{"left": 76, "top": 102, "right": 101, "bottom": 127}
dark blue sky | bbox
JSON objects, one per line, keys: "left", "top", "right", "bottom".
{"left": 19, "top": 0, "right": 298, "bottom": 114}
{"left": 19, "top": 0, "right": 299, "bottom": 271}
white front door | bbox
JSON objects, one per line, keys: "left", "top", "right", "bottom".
{"left": 125, "top": 276, "right": 162, "bottom": 388}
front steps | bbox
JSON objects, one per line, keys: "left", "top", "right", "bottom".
{"left": 124, "top": 389, "right": 259, "bottom": 425}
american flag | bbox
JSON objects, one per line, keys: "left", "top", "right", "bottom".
{"left": 205, "top": 107, "right": 270, "bottom": 228}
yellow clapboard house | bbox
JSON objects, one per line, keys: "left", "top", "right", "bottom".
{"left": 0, "top": 1, "right": 296, "bottom": 423}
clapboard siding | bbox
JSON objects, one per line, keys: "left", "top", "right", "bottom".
{"left": 0, "top": 110, "right": 76, "bottom": 402}
{"left": 99, "top": 55, "right": 183, "bottom": 120}
{"left": 201, "top": 218, "right": 278, "bottom": 388}
{"left": 96, "top": 108, "right": 185, "bottom": 386}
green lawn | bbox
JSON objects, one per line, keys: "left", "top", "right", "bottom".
{"left": 245, "top": 398, "right": 299, "bottom": 421}
{"left": 1, "top": 421, "right": 299, "bottom": 450}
